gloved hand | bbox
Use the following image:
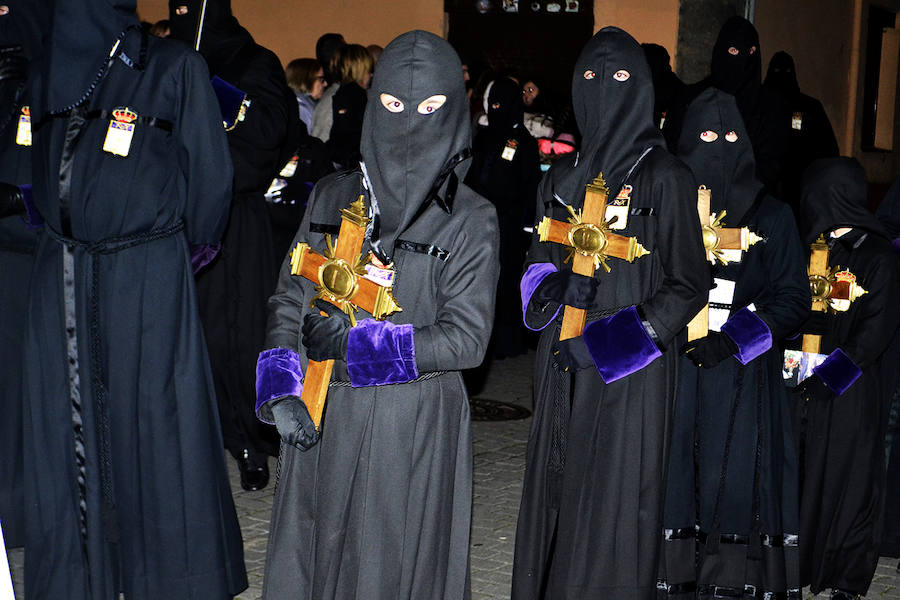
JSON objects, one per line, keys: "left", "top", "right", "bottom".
{"left": 270, "top": 396, "right": 319, "bottom": 450}
{"left": 551, "top": 336, "right": 595, "bottom": 372}
{"left": 793, "top": 374, "right": 835, "bottom": 403}
{"left": 0, "top": 48, "right": 27, "bottom": 83}
{"left": 802, "top": 311, "right": 828, "bottom": 336}
{"left": 301, "top": 299, "right": 351, "bottom": 361}
{"left": 534, "top": 270, "right": 600, "bottom": 309}
{"left": 0, "top": 182, "right": 25, "bottom": 219}
{"left": 681, "top": 331, "right": 738, "bottom": 369}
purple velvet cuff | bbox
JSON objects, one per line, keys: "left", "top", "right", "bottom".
{"left": 892, "top": 238, "right": 900, "bottom": 256}
{"left": 255, "top": 348, "right": 304, "bottom": 424}
{"left": 583, "top": 305, "right": 663, "bottom": 383}
{"left": 520, "top": 262, "right": 561, "bottom": 331}
{"left": 720, "top": 307, "right": 772, "bottom": 365}
{"left": 813, "top": 348, "right": 862, "bottom": 396}
{"left": 190, "top": 243, "right": 221, "bottom": 274}
{"left": 19, "top": 185, "right": 43, "bottom": 230}
{"left": 347, "top": 319, "right": 418, "bottom": 387}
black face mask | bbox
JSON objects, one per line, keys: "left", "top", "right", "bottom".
{"left": 167, "top": 0, "right": 251, "bottom": 75}
{"left": 710, "top": 17, "right": 761, "bottom": 106}
{"left": 43, "top": 0, "right": 138, "bottom": 113}
{"left": 166, "top": 0, "right": 202, "bottom": 46}
{"left": 763, "top": 50, "right": 800, "bottom": 98}
{"left": 799, "top": 157, "right": 888, "bottom": 244}
{"left": 556, "top": 26, "right": 663, "bottom": 206}
{"left": 486, "top": 76, "right": 524, "bottom": 134}
{"left": 359, "top": 30, "right": 471, "bottom": 264}
{"left": 677, "top": 87, "right": 762, "bottom": 224}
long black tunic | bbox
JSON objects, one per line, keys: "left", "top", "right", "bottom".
{"left": 24, "top": 30, "right": 246, "bottom": 599}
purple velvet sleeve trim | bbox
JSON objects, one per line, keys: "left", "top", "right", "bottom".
{"left": 19, "top": 185, "right": 43, "bottom": 230}
{"left": 720, "top": 307, "right": 772, "bottom": 365}
{"left": 892, "top": 238, "right": 900, "bottom": 256}
{"left": 347, "top": 319, "right": 418, "bottom": 387}
{"left": 583, "top": 305, "right": 663, "bottom": 383}
{"left": 190, "top": 243, "right": 221, "bottom": 274}
{"left": 255, "top": 348, "right": 304, "bottom": 424}
{"left": 813, "top": 348, "right": 862, "bottom": 396}
{"left": 520, "top": 262, "right": 560, "bottom": 331}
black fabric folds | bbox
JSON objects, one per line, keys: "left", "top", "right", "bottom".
{"left": 167, "top": 0, "right": 253, "bottom": 78}
{"left": 677, "top": 88, "right": 763, "bottom": 224}
{"left": 359, "top": 31, "right": 471, "bottom": 263}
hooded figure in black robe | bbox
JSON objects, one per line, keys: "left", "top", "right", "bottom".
{"left": 22, "top": 0, "right": 247, "bottom": 597}
{"left": 878, "top": 177, "right": 900, "bottom": 562}
{"left": 664, "top": 17, "right": 790, "bottom": 194}
{"left": 254, "top": 30, "right": 498, "bottom": 599}
{"left": 465, "top": 76, "right": 542, "bottom": 358}
{"left": 763, "top": 51, "right": 839, "bottom": 212}
{"left": 511, "top": 27, "right": 709, "bottom": 600}
{"left": 657, "top": 87, "right": 809, "bottom": 600}
{"left": 642, "top": 43, "right": 684, "bottom": 130}
{"left": 0, "top": 0, "right": 47, "bottom": 550}
{"left": 168, "top": 0, "right": 302, "bottom": 489}
{"left": 790, "top": 157, "right": 900, "bottom": 598}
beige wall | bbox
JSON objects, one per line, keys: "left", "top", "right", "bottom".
{"left": 594, "top": 0, "right": 680, "bottom": 67}
{"left": 756, "top": 0, "right": 900, "bottom": 182}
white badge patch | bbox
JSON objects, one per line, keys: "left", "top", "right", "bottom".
{"left": 364, "top": 263, "right": 395, "bottom": 288}
{"left": 708, "top": 277, "right": 736, "bottom": 332}
{"left": 792, "top": 112, "right": 803, "bottom": 131}
{"left": 606, "top": 184, "right": 632, "bottom": 230}
{"left": 15, "top": 106, "right": 31, "bottom": 147}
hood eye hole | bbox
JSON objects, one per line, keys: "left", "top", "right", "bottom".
{"left": 725, "top": 130, "right": 739, "bottom": 142}
{"left": 417, "top": 94, "right": 447, "bottom": 115}
{"left": 380, "top": 93, "right": 405, "bottom": 113}
{"left": 490, "top": 102, "right": 501, "bottom": 110}
{"left": 612, "top": 69, "right": 630, "bottom": 82}
{"left": 749, "top": 45, "right": 757, "bottom": 54}
{"left": 0, "top": 5, "right": 9, "bottom": 15}
{"left": 728, "top": 46, "right": 739, "bottom": 56}
{"left": 583, "top": 70, "right": 595, "bottom": 80}
{"left": 700, "top": 130, "right": 719, "bottom": 143}
{"left": 175, "top": 5, "right": 189, "bottom": 14}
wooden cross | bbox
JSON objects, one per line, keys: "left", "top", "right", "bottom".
{"left": 801, "top": 234, "right": 867, "bottom": 353}
{"left": 686, "top": 186, "right": 764, "bottom": 340}
{"left": 536, "top": 173, "right": 650, "bottom": 341}
{"left": 289, "top": 196, "right": 402, "bottom": 430}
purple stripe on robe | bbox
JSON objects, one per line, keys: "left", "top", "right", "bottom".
{"left": 814, "top": 347, "right": 862, "bottom": 396}
{"left": 19, "top": 184, "right": 43, "bottom": 230}
{"left": 190, "top": 243, "right": 221, "bottom": 274}
{"left": 347, "top": 319, "right": 418, "bottom": 387}
{"left": 255, "top": 348, "right": 304, "bottom": 424}
{"left": 520, "top": 262, "right": 560, "bottom": 331}
{"left": 583, "top": 305, "right": 662, "bottom": 383}
{"left": 720, "top": 307, "right": 772, "bottom": 365}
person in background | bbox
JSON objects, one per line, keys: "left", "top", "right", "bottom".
{"left": 285, "top": 57, "right": 325, "bottom": 132}
{"left": 149, "top": 18, "right": 170, "bottom": 37}
{"left": 521, "top": 77, "right": 554, "bottom": 139}
{"left": 764, "top": 50, "right": 839, "bottom": 214}
{"left": 328, "top": 43, "right": 374, "bottom": 170}
{"left": 310, "top": 32, "right": 346, "bottom": 141}
{"left": 791, "top": 158, "right": 900, "bottom": 600}
{"left": 366, "top": 43, "right": 383, "bottom": 64}
{"left": 642, "top": 42, "right": 683, "bottom": 130}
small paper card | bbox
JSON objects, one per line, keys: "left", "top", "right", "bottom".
{"left": 783, "top": 350, "right": 826, "bottom": 387}
{"left": 791, "top": 112, "right": 803, "bottom": 131}
{"left": 708, "top": 277, "right": 735, "bottom": 332}
{"left": 606, "top": 184, "right": 631, "bottom": 230}
{"left": 16, "top": 106, "right": 31, "bottom": 147}
{"left": 364, "top": 263, "right": 394, "bottom": 287}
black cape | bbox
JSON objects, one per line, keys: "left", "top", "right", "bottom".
{"left": 658, "top": 88, "right": 810, "bottom": 599}
{"left": 24, "top": 23, "right": 246, "bottom": 598}
{"left": 465, "top": 77, "right": 542, "bottom": 358}
{"left": 512, "top": 28, "right": 709, "bottom": 600}
{"left": 261, "top": 31, "right": 499, "bottom": 600}
{"left": 790, "top": 158, "right": 900, "bottom": 595}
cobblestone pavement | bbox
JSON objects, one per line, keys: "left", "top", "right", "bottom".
{"left": 7, "top": 350, "right": 900, "bottom": 599}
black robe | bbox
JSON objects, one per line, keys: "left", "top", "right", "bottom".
{"left": 465, "top": 77, "right": 542, "bottom": 358}
{"left": 790, "top": 158, "right": 900, "bottom": 595}
{"left": 327, "top": 81, "right": 367, "bottom": 170}
{"left": 192, "top": 21, "right": 302, "bottom": 460}
{"left": 24, "top": 30, "right": 246, "bottom": 599}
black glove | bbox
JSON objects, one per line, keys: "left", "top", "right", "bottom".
{"left": 301, "top": 299, "right": 351, "bottom": 361}
{"left": 270, "top": 396, "right": 319, "bottom": 450}
{"left": 534, "top": 270, "right": 599, "bottom": 309}
{"left": 0, "top": 182, "right": 25, "bottom": 219}
{"left": 0, "top": 47, "right": 27, "bottom": 83}
{"left": 681, "top": 331, "right": 738, "bottom": 369}
{"left": 802, "top": 311, "right": 828, "bottom": 336}
{"left": 551, "top": 336, "right": 595, "bottom": 372}
{"left": 793, "top": 374, "right": 835, "bottom": 403}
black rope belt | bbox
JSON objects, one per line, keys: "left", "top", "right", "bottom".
{"left": 327, "top": 370, "right": 448, "bottom": 387}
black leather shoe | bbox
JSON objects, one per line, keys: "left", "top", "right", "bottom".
{"left": 237, "top": 449, "right": 269, "bottom": 491}
{"left": 831, "top": 589, "right": 860, "bottom": 600}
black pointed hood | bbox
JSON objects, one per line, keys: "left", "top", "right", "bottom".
{"left": 877, "top": 177, "right": 900, "bottom": 239}
{"left": 486, "top": 76, "right": 524, "bottom": 134}
{"left": 710, "top": 17, "right": 762, "bottom": 113}
{"left": 799, "top": 157, "right": 888, "bottom": 244}
{"left": 555, "top": 27, "right": 663, "bottom": 206}
{"left": 764, "top": 50, "right": 800, "bottom": 99}
{"left": 44, "top": 0, "right": 139, "bottom": 113}
{"left": 677, "top": 87, "right": 762, "bottom": 224}
{"left": 360, "top": 30, "right": 470, "bottom": 263}
{"left": 167, "top": 0, "right": 252, "bottom": 76}
{"left": 0, "top": 0, "right": 50, "bottom": 60}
